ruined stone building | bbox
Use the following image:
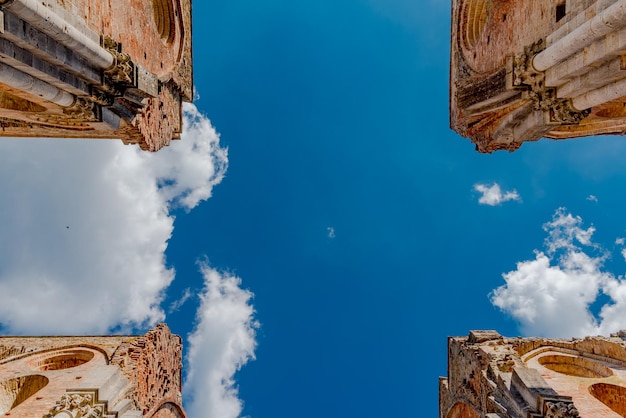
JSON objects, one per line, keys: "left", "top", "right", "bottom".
{"left": 0, "top": 324, "right": 186, "bottom": 417}
{"left": 440, "top": 330, "right": 626, "bottom": 418}
{"left": 451, "top": 0, "right": 626, "bottom": 153}
{"left": 0, "top": 0, "right": 192, "bottom": 151}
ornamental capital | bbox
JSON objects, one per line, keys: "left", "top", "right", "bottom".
{"left": 43, "top": 391, "right": 107, "bottom": 418}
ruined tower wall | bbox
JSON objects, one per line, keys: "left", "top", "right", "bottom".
{"left": 0, "top": 324, "right": 185, "bottom": 417}
{"left": 440, "top": 330, "right": 626, "bottom": 418}
{"left": 451, "top": 0, "right": 626, "bottom": 153}
{"left": 0, "top": 0, "right": 192, "bottom": 151}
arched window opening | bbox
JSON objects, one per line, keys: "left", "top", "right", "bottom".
{"left": 590, "top": 383, "right": 626, "bottom": 416}
{"left": 460, "top": 0, "right": 490, "bottom": 50}
{"left": 152, "top": 0, "right": 176, "bottom": 44}
{"left": 29, "top": 349, "right": 94, "bottom": 371}
{"left": 0, "top": 375, "right": 49, "bottom": 415}
{"left": 538, "top": 354, "right": 613, "bottom": 378}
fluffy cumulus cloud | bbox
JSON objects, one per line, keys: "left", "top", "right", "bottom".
{"left": 184, "top": 264, "right": 258, "bottom": 418}
{"left": 490, "top": 208, "right": 626, "bottom": 338}
{"left": 0, "top": 102, "right": 227, "bottom": 334}
{"left": 474, "top": 182, "right": 521, "bottom": 206}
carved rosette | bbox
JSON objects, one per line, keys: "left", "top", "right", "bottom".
{"left": 512, "top": 40, "right": 590, "bottom": 124}
{"left": 43, "top": 392, "right": 107, "bottom": 418}
{"left": 543, "top": 400, "right": 581, "bottom": 418}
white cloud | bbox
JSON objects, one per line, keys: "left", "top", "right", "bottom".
{"left": 327, "top": 226, "right": 335, "bottom": 238}
{"left": 587, "top": 194, "right": 599, "bottom": 202}
{"left": 169, "top": 288, "right": 193, "bottom": 314}
{"left": 0, "top": 102, "right": 227, "bottom": 334}
{"left": 474, "top": 183, "right": 521, "bottom": 206}
{"left": 490, "top": 208, "right": 626, "bottom": 338}
{"left": 184, "top": 264, "right": 258, "bottom": 418}
{"left": 616, "top": 238, "right": 625, "bottom": 246}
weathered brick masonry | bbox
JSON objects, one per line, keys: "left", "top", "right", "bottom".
{"left": 440, "top": 330, "right": 626, "bottom": 417}
{"left": 0, "top": 324, "right": 186, "bottom": 417}
{"left": 0, "top": 0, "right": 192, "bottom": 151}
{"left": 451, "top": 0, "right": 626, "bottom": 152}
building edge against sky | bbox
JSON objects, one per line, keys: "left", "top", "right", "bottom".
{"left": 0, "top": 0, "right": 192, "bottom": 151}
{"left": 439, "top": 330, "right": 626, "bottom": 418}
{"left": 451, "top": 0, "right": 626, "bottom": 153}
{"left": 0, "top": 324, "right": 186, "bottom": 417}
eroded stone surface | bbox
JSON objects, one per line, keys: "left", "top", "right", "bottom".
{"left": 451, "top": 0, "right": 626, "bottom": 153}
{"left": 0, "top": 324, "right": 185, "bottom": 417}
{"left": 0, "top": 0, "right": 192, "bottom": 151}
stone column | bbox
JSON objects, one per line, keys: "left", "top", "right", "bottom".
{"left": 533, "top": 0, "right": 626, "bottom": 71}
{"left": 0, "top": 0, "right": 114, "bottom": 69}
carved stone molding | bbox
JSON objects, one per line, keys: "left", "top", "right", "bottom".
{"left": 103, "top": 37, "right": 135, "bottom": 87}
{"left": 63, "top": 98, "right": 98, "bottom": 121}
{"left": 543, "top": 400, "right": 581, "bottom": 418}
{"left": 43, "top": 391, "right": 107, "bottom": 418}
{"left": 512, "top": 40, "right": 590, "bottom": 124}
{"left": 0, "top": 117, "right": 31, "bottom": 129}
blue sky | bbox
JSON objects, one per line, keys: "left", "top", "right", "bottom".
{"left": 5, "top": 1, "right": 626, "bottom": 417}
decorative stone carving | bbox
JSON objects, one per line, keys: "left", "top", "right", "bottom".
{"left": 89, "top": 89, "right": 115, "bottom": 107}
{"left": 43, "top": 392, "right": 106, "bottom": 418}
{"left": 512, "top": 40, "right": 590, "bottom": 125}
{"left": 103, "top": 37, "right": 135, "bottom": 87}
{"left": 543, "top": 400, "right": 580, "bottom": 418}
{"left": 63, "top": 98, "right": 98, "bottom": 121}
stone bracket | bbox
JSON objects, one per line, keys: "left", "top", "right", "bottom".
{"left": 99, "top": 37, "right": 159, "bottom": 126}
{"left": 510, "top": 39, "right": 590, "bottom": 125}
{"left": 102, "top": 37, "right": 158, "bottom": 101}
{"left": 63, "top": 97, "right": 99, "bottom": 122}
{"left": 103, "top": 37, "right": 135, "bottom": 88}
{"left": 538, "top": 396, "right": 580, "bottom": 418}
{"left": 89, "top": 87, "right": 114, "bottom": 107}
